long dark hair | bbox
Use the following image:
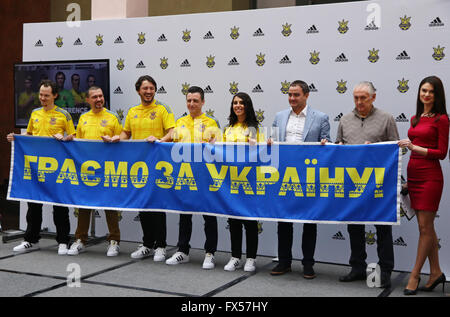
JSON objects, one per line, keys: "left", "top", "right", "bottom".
{"left": 227, "top": 92, "right": 259, "bottom": 131}
{"left": 413, "top": 76, "right": 447, "bottom": 127}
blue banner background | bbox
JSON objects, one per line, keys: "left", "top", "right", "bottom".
{"left": 8, "top": 135, "right": 401, "bottom": 224}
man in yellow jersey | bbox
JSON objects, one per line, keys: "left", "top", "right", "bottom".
{"left": 54, "top": 72, "right": 74, "bottom": 108}
{"left": 120, "top": 75, "right": 175, "bottom": 261}
{"left": 165, "top": 86, "right": 220, "bottom": 269}
{"left": 7, "top": 80, "right": 75, "bottom": 255}
{"left": 17, "top": 76, "right": 39, "bottom": 120}
{"left": 67, "top": 86, "right": 122, "bottom": 257}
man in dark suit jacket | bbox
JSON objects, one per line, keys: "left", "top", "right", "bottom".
{"left": 268, "top": 80, "right": 331, "bottom": 279}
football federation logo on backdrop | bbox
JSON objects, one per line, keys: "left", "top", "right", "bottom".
{"left": 256, "top": 109, "right": 265, "bottom": 123}
{"left": 96, "top": 34, "right": 104, "bottom": 46}
{"left": 433, "top": 45, "right": 445, "bottom": 61}
{"left": 399, "top": 15, "right": 411, "bottom": 30}
{"left": 116, "top": 59, "right": 125, "bottom": 71}
{"left": 137, "top": 32, "right": 146, "bottom": 44}
{"left": 397, "top": 78, "right": 409, "bottom": 93}
{"left": 336, "top": 80, "right": 347, "bottom": 94}
{"left": 368, "top": 48, "right": 380, "bottom": 63}
{"left": 182, "top": 29, "right": 191, "bottom": 42}
{"left": 160, "top": 57, "right": 168, "bottom": 69}
{"left": 181, "top": 83, "right": 190, "bottom": 95}
{"left": 206, "top": 55, "right": 215, "bottom": 68}
{"left": 229, "top": 82, "right": 239, "bottom": 95}
{"left": 256, "top": 53, "right": 266, "bottom": 66}
{"left": 282, "top": 23, "right": 292, "bottom": 37}
{"left": 230, "top": 26, "right": 240, "bottom": 40}
{"left": 281, "top": 81, "right": 290, "bottom": 94}
{"left": 206, "top": 109, "right": 215, "bottom": 117}
{"left": 338, "top": 19, "right": 349, "bottom": 34}
{"left": 366, "top": 231, "right": 376, "bottom": 245}
{"left": 56, "top": 36, "right": 63, "bottom": 48}
{"left": 309, "top": 51, "right": 320, "bottom": 65}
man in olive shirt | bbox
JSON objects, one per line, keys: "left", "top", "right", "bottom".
{"left": 120, "top": 75, "right": 175, "bottom": 261}
{"left": 7, "top": 80, "right": 75, "bottom": 255}
{"left": 336, "top": 81, "right": 399, "bottom": 288}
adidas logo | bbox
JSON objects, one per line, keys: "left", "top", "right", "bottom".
{"left": 73, "top": 38, "right": 83, "bottom": 46}
{"left": 253, "top": 28, "right": 264, "bottom": 37}
{"left": 203, "top": 31, "right": 214, "bottom": 39}
{"left": 133, "top": 215, "right": 140, "bottom": 221}
{"left": 94, "top": 210, "right": 101, "bottom": 218}
{"left": 334, "top": 113, "right": 343, "bottom": 122}
{"left": 396, "top": 113, "right": 409, "bottom": 122}
{"left": 365, "top": 20, "right": 379, "bottom": 30}
{"left": 306, "top": 25, "right": 319, "bottom": 34}
{"left": 157, "top": 86, "right": 167, "bottom": 94}
{"left": 252, "top": 84, "right": 264, "bottom": 93}
{"left": 180, "top": 59, "right": 191, "bottom": 67}
{"left": 228, "top": 57, "right": 240, "bottom": 66}
{"left": 309, "top": 83, "right": 318, "bottom": 92}
{"left": 335, "top": 53, "right": 348, "bottom": 62}
{"left": 332, "top": 231, "right": 345, "bottom": 240}
{"left": 429, "top": 17, "right": 444, "bottom": 27}
{"left": 279, "top": 55, "right": 291, "bottom": 64}
{"left": 396, "top": 50, "right": 411, "bottom": 60}
{"left": 158, "top": 34, "right": 168, "bottom": 42}
{"left": 114, "top": 36, "right": 124, "bottom": 44}
{"left": 113, "top": 87, "right": 123, "bottom": 94}
{"left": 35, "top": 40, "right": 43, "bottom": 47}
{"left": 393, "top": 237, "right": 407, "bottom": 246}
{"left": 204, "top": 85, "right": 214, "bottom": 93}
{"left": 136, "top": 61, "right": 146, "bottom": 68}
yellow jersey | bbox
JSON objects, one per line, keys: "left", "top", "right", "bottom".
{"left": 223, "top": 122, "right": 265, "bottom": 143}
{"left": 123, "top": 100, "right": 175, "bottom": 140}
{"left": 76, "top": 108, "right": 122, "bottom": 140}
{"left": 173, "top": 113, "right": 221, "bottom": 143}
{"left": 26, "top": 106, "right": 75, "bottom": 137}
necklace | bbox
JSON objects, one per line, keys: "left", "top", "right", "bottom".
{"left": 421, "top": 112, "right": 435, "bottom": 118}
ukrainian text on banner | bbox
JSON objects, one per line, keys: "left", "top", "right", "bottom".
{"left": 8, "top": 135, "right": 401, "bottom": 224}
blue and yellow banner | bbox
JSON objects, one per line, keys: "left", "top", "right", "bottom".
{"left": 8, "top": 135, "right": 401, "bottom": 224}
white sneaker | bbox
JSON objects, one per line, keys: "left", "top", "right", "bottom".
{"left": 106, "top": 240, "right": 120, "bottom": 257}
{"left": 58, "top": 243, "right": 69, "bottom": 255}
{"left": 224, "top": 257, "right": 242, "bottom": 271}
{"left": 244, "top": 258, "right": 256, "bottom": 272}
{"left": 67, "top": 239, "right": 85, "bottom": 256}
{"left": 202, "top": 253, "right": 215, "bottom": 270}
{"left": 153, "top": 247, "right": 166, "bottom": 262}
{"left": 13, "top": 241, "right": 39, "bottom": 253}
{"left": 165, "top": 251, "right": 189, "bottom": 265}
{"left": 130, "top": 244, "right": 153, "bottom": 259}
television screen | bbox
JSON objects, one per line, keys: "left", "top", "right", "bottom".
{"left": 14, "top": 59, "right": 110, "bottom": 128}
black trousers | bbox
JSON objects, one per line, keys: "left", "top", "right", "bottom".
{"left": 277, "top": 222, "right": 317, "bottom": 267}
{"left": 347, "top": 224, "right": 394, "bottom": 273}
{"left": 177, "top": 214, "right": 218, "bottom": 255}
{"left": 228, "top": 218, "right": 258, "bottom": 259}
{"left": 139, "top": 211, "right": 166, "bottom": 249}
{"left": 24, "top": 202, "right": 70, "bottom": 244}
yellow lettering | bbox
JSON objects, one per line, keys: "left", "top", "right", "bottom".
{"left": 347, "top": 168, "right": 373, "bottom": 198}
{"left": 57, "top": 159, "right": 79, "bottom": 185}
{"left": 279, "top": 167, "right": 304, "bottom": 197}
{"left": 155, "top": 161, "right": 174, "bottom": 189}
{"left": 130, "top": 161, "right": 149, "bottom": 189}
{"left": 81, "top": 160, "right": 101, "bottom": 187}
{"left": 320, "top": 168, "right": 344, "bottom": 198}
{"left": 374, "top": 168, "right": 385, "bottom": 198}
{"left": 23, "top": 155, "right": 38, "bottom": 180}
{"left": 37, "top": 157, "right": 59, "bottom": 182}
{"left": 104, "top": 161, "right": 128, "bottom": 188}
{"left": 230, "top": 166, "right": 254, "bottom": 195}
{"left": 175, "top": 163, "right": 197, "bottom": 191}
{"left": 256, "top": 166, "right": 279, "bottom": 195}
{"left": 205, "top": 164, "right": 228, "bottom": 192}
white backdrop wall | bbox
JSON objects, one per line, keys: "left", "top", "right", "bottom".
{"left": 20, "top": 0, "right": 449, "bottom": 274}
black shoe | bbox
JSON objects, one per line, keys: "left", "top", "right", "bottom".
{"left": 339, "top": 270, "right": 366, "bottom": 282}
{"left": 404, "top": 277, "right": 421, "bottom": 296}
{"left": 303, "top": 266, "right": 316, "bottom": 279}
{"left": 270, "top": 263, "right": 291, "bottom": 276}
{"left": 380, "top": 271, "right": 392, "bottom": 289}
{"left": 418, "top": 273, "right": 446, "bottom": 293}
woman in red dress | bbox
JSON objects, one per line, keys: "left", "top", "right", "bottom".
{"left": 398, "top": 76, "right": 449, "bottom": 295}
